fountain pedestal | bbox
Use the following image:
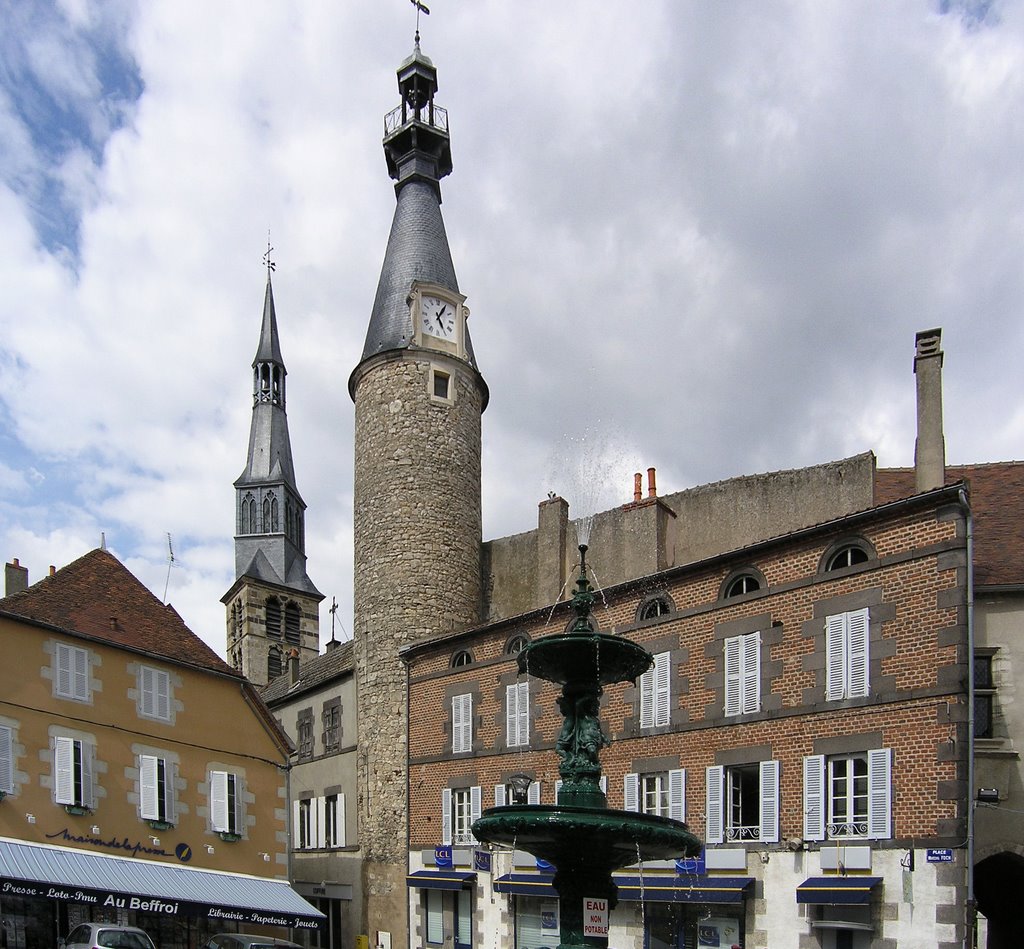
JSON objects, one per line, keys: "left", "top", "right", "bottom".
{"left": 472, "top": 546, "right": 701, "bottom": 949}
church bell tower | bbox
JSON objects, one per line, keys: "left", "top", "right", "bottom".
{"left": 349, "top": 35, "right": 488, "bottom": 946}
{"left": 223, "top": 268, "right": 323, "bottom": 686}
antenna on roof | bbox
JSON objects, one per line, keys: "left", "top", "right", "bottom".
{"left": 263, "top": 230, "right": 276, "bottom": 274}
{"left": 329, "top": 596, "right": 350, "bottom": 643}
{"left": 162, "top": 533, "right": 176, "bottom": 603}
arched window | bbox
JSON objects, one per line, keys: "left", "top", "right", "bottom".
{"left": 451, "top": 650, "right": 473, "bottom": 668}
{"left": 267, "top": 645, "right": 282, "bottom": 681}
{"left": 506, "top": 635, "right": 530, "bottom": 656}
{"left": 285, "top": 602, "right": 301, "bottom": 645}
{"left": 262, "top": 497, "right": 271, "bottom": 532}
{"left": 265, "top": 597, "right": 282, "bottom": 639}
{"left": 637, "top": 593, "right": 674, "bottom": 622}
{"left": 271, "top": 496, "right": 279, "bottom": 532}
{"left": 821, "top": 540, "right": 874, "bottom": 573}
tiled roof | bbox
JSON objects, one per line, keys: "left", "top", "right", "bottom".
{"left": 260, "top": 639, "right": 354, "bottom": 706}
{"left": 876, "top": 462, "right": 1024, "bottom": 588}
{"left": 0, "top": 548, "right": 237, "bottom": 676}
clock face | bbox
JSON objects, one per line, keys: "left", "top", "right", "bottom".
{"left": 420, "top": 295, "right": 456, "bottom": 339}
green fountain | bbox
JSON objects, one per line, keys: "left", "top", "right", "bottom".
{"left": 472, "top": 544, "right": 702, "bottom": 949}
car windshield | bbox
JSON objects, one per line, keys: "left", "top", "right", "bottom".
{"left": 98, "top": 933, "right": 154, "bottom": 949}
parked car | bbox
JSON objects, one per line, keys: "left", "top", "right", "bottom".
{"left": 204, "top": 936, "right": 301, "bottom": 949}
{"left": 60, "top": 924, "right": 156, "bottom": 949}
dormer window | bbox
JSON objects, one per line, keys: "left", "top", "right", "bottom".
{"left": 506, "top": 635, "right": 529, "bottom": 656}
{"left": 451, "top": 650, "right": 472, "bottom": 668}
{"left": 637, "top": 594, "right": 674, "bottom": 622}
{"left": 822, "top": 540, "right": 873, "bottom": 573}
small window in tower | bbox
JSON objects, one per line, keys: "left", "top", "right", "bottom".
{"left": 285, "top": 602, "right": 301, "bottom": 645}
{"left": 266, "top": 597, "right": 282, "bottom": 639}
{"left": 433, "top": 370, "right": 450, "bottom": 400}
{"left": 271, "top": 495, "right": 279, "bottom": 532}
{"left": 268, "top": 646, "right": 282, "bottom": 680}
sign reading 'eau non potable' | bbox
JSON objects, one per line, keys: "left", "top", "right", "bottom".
{"left": 583, "top": 898, "right": 609, "bottom": 937}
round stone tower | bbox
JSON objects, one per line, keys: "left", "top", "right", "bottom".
{"left": 348, "top": 37, "right": 487, "bottom": 949}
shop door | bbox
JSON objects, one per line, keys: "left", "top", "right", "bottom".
{"left": 454, "top": 889, "right": 472, "bottom": 949}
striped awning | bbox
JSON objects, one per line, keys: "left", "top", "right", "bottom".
{"left": 614, "top": 875, "right": 754, "bottom": 904}
{"left": 0, "top": 837, "right": 323, "bottom": 929}
{"left": 406, "top": 869, "right": 476, "bottom": 890}
{"left": 494, "top": 872, "right": 557, "bottom": 897}
{"left": 797, "top": 876, "right": 882, "bottom": 905}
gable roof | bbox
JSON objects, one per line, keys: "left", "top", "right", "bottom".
{"left": 0, "top": 548, "right": 238, "bottom": 676}
{"left": 260, "top": 639, "right": 354, "bottom": 706}
{"left": 876, "top": 462, "right": 1024, "bottom": 588}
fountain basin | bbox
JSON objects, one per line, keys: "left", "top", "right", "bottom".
{"left": 518, "top": 632, "right": 652, "bottom": 686}
{"left": 473, "top": 804, "right": 701, "bottom": 878}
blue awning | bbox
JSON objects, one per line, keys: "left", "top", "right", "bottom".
{"left": 0, "top": 837, "right": 323, "bottom": 929}
{"left": 615, "top": 875, "right": 754, "bottom": 904}
{"left": 797, "top": 876, "right": 882, "bottom": 905}
{"left": 494, "top": 873, "right": 557, "bottom": 897}
{"left": 406, "top": 869, "right": 476, "bottom": 891}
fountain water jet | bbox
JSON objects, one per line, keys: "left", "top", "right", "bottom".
{"left": 472, "top": 544, "right": 701, "bottom": 949}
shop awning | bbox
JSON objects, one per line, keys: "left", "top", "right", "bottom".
{"left": 406, "top": 870, "right": 476, "bottom": 890}
{"left": 494, "top": 873, "right": 557, "bottom": 897}
{"left": 796, "top": 876, "right": 883, "bottom": 905}
{"left": 0, "top": 838, "right": 323, "bottom": 929}
{"left": 615, "top": 875, "right": 754, "bottom": 904}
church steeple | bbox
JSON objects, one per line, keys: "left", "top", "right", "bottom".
{"left": 222, "top": 267, "right": 322, "bottom": 686}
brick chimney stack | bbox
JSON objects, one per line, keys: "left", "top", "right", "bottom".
{"left": 5, "top": 559, "right": 29, "bottom": 596}
{"left": 914, "top": 328, "right": 946, "bottom": 494}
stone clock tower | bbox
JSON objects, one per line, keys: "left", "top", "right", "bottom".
{"left": 349, "top": 38, "right": 488, "bottom": 946}
{"left": 223, "top": 270, "right": 323, "bottom": 687}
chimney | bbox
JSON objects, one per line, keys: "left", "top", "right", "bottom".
{"left": 633, "top": 473, "right": 643, "bottom": 502}
{"left": 914, "top": 328, "right": 945, "bottom": 493}
{"left": 5, "top": 559, "right": 29, "bottom": 596}
{"left": 288, "top": 648, "right": 301, "bottom": 685}
{"left": 647, "top": 467, "right": 657, "bottom": 498}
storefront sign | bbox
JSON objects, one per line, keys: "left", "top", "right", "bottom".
{"left": 582, "top": 898, "right": 608, "bottom": 937}
{"left": 45, "top": 827, "right": 173, "bottom": 860}
{"left": 473, "top": 850, "right": 491, "bottom": 873}
{"left": 434, "top": 846, "right": 453, "bottom": 868}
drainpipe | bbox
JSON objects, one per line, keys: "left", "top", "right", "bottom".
{"left": 959, "top": 488, "right": 976, "bottom": 949}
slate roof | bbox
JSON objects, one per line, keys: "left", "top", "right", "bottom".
{"left": 260, "top": 639, "right": 355, "bottom": 706}
{"left": 875, "top": 462, "right": 1024, "bottom": 588}
{"left": 0, "top": 548, "right": 238, "bottom": 676}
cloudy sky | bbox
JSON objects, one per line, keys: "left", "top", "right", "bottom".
{"left": 1, "top": 0, "right": 1021, "bottom": 656}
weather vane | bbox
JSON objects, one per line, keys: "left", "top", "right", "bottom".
{"left": 263, "top": 230, "right": 276, "bottom": 273}
{"left": 410, "top": 0, "right": 430, "bottom": 44}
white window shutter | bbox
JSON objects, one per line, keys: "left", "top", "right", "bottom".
{"left": 517, "top": 683, "right": 530, "bottom": 745}
{"left": 336, "top": 793, "right": 347, "bottom": 847}
{"left": 55, "top": 644, "right": 72, "bottom": 696}
{"left": 441, "top": 789, "right": 452, "bottom": 845}
{"left": 803, "top": 755, "right": 826, "bottom": 841}
{"left": 639, "top": 666, "right": 654, "bottom": 728}
{"left": 507, "top": 683, "right": 528, "bottom": 746}
{"left": 0, "top": 725, "right": 13, "bottom": 794}
{"left": 554, "top": 779, "right": 563, "bottom": 802}
{"left": 140, "top": 755, "right": 159, "bottom": 820}
{"left": 316, "top": 795, "right": 327, "bottom": 848}
{"left": 494, "top": 784, "right": 506, "bottom": 807}
{"left": 724, "top": 638, "right": 741, "bottom": 716}
{"left": 705, "top": 766, "right": 724, "bottom": 844}
{"left": 759, "top": 760, "right": 780, "bottom": 843}
{"left": 655, "top": 653, "right": 671, "bottom": 726}
{"left": 867, "top": 748, "right": 892, "bottom": 839}
{"left": 847, "top": 609, "right": 870, "bottom": 698}
{"left": 452, "top": 694, "right": 472, "bottom": 753}
{"left": 81, "top": 742, "right": 95, "bottom": 809}
{"left": 211, "top": 771, "right": 229, "bottom": 832}
{"left": 825, "top": 614, "right": 847, "bottom": 699}
{"left": 528, "top": 781, "right": 541, "bottom": 805}
{"left": 72, "top": 647, "right": 89, "bottom": 700}
{"left": 743, "top": 633, "right": 761, "bottom": 714}
{"left": 624, "top": 773, "right": 639, "bottom": 812}
{"left": 141, "top": 667, "right": 155, "bottom": 716}
{"left": 156, "top": 670, "right": 170, "bottom": 720}
{"left": 669, "top": 769, "right": 685, "bottom": 822}
{"left": 600, "top": 775, "right": 608, "bottom": 793}
{"left": 470, "top": 785, "right": 482, "bottom": 842}
{"left": 292, "top": 799, "right": 302, "bottom": 847}
{"left": 54, "top": 737, "right": 75, "bottom": 804}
